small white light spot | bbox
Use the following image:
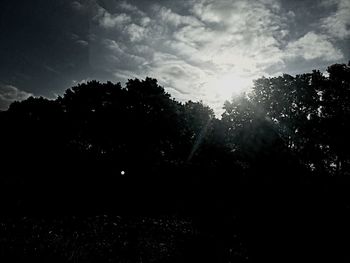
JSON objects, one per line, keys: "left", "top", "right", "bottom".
{"left": 120, "top": 171, "right": 125, "bottom": 175}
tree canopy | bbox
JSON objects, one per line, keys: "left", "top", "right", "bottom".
{"left": 1, "top": 64, "right": 350, "bottom": 191}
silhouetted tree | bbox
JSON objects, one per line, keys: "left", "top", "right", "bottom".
{"left": 319, "top": 63, "right": 350, "bottom": 175}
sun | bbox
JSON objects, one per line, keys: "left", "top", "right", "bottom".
{"left": 205, "top": 73, "right": 252, "bottom": 100}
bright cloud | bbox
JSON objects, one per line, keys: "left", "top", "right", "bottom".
{"left": 321, "top": 0, "right": 350, "bottom": 39}
{"left": 285, "top": 32, "right": 344, "bottom": 61}
{"left": 96, "top": 6, "right": 131, "bottom": 29}
{"left": 86, "top": 0, "right": 346, "bottom": 115}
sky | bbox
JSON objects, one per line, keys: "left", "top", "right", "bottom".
{"left": 0, "top": 0, "right": 349, "bottom": 114}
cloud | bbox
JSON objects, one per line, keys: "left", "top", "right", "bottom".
{"left": 118, "top": 1, "right": 146, "bottom": 16}
{"left": 44, "top": 65, "right": 61, "bottom": 75}
{"left": 0, "top": 85, "right": 32, "bottom": 111}
{"left": 71, "top": 1, "right": 83, "bottom": 11}
{"left": 86, "top": 0, "right": 346, "bottom": 115}
{"left": 321, "top": 0, "right": 350, "bottom": 39}
{"left": 76, "top": 39, "right": 89, "bottom": 47}
{"left": 95, "top": 6, "right": 131, "bottom": 29}
{"left": 154, "top": 5, "right": 203, "bottom": 27}
{"left": 103, "top": 39, "right": 147, "bottom": 66}
{"left": 148, "top": 52, "right": 207, "bottom": 94}
{"left": 87, "top": 0, "right": 292, "bottom": 114}
{"left": 2, "top": 0, "right": 347, "bottom": 117}
{"left": 285, "top": 32, "right": 344, "bottom": 61}
{"left": 125, "top": 23, "right": 148, "bottom": 42}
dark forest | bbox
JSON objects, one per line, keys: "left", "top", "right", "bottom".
{"left": 1, "top": 62, "right": 350, "bottom": 262}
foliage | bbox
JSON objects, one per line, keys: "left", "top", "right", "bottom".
{"left": 1, "top": 63, "right": 350, "bottom": 185}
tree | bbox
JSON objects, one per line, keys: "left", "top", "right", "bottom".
{"left": 319, "top": 63, "right": 350, "bottom": 175}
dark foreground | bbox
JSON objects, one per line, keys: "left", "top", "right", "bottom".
{"left": 1, "top": 63, "right": 350, "bottom": 261}
{"left": 1, "top": 169, "right": 350, "bottom": 263}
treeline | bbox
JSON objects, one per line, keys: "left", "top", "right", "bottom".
{"left": 0, "top": 62, "right": 350, "bottom": 212}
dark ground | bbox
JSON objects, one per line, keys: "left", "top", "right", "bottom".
{"left": 1, "top": 169, "right": 350, "bottom": 262}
